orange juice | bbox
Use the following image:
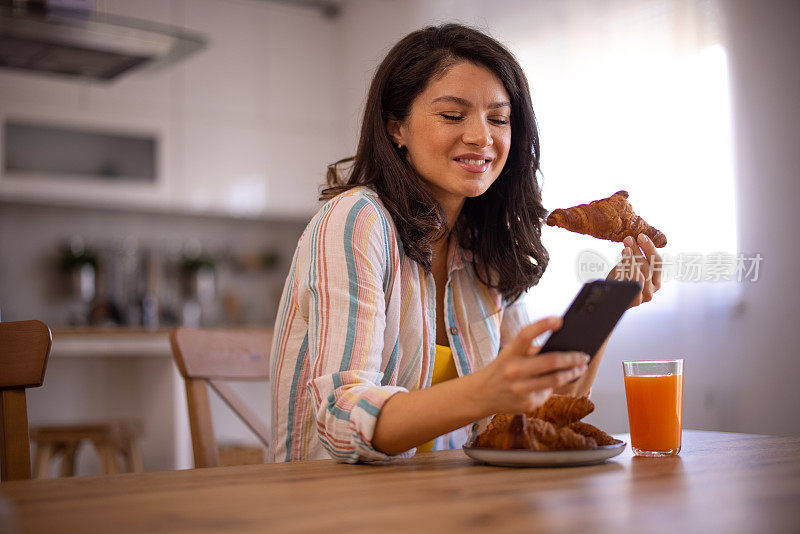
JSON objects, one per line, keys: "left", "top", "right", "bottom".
{"left": 624, "top": 374, "right": 683, "bottom": 453}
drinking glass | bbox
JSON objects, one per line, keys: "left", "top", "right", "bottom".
{"left": 622, "top": 359, "right": 684, "bottom": 457}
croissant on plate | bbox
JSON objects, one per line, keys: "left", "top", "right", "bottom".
{"left": 528, "top": 418, "right": 597, "bottom": 451}
{"left": 526, "top": 394, "right": 595, "bottom": 426}
{"left": 546, "top": 190, "right": 667, "bottom": 248}
{"left": 473, "top": 414, "right": 532, "bottom": 450}
{"left": 472, "top": 413, "right": 513, "bottom": 449}
{"left": 567, "top": 421, "right": 618, "bottom": 446}
{"left": 472, "top": 394, "right": 621, "bottom": 451}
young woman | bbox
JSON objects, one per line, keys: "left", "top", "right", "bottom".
{"left": 270, "top": 24, "right": 661, "bottom": 463}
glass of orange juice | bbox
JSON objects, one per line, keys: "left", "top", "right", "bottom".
{"left": 623, "top": 359, "right": 684, "bottom": 457}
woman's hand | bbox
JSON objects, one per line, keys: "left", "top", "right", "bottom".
{"left": 474, "top": 316, "right": 590, "bottom": 415}
{"left": 607, "top": 233, "right": 663, "bottom": 307}
{"left": 374, "top": 317, "right": 588, "bottom": 455}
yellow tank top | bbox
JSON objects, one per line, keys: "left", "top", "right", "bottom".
{"left": 416, "top": 344, "right": 459, "bottom": 453}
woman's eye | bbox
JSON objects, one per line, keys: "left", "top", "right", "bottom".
{"left": 440, "top": 113, "right": 509, "bottom": 125}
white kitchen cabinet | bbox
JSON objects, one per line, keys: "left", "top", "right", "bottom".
{"left": 173, "top": 0, "right": 338, "bottom": 219}
{"left": 0, "top": 101, "right": 174, "bottom": 210}
{"left": 0, "top": 0, "right": 339, "bottom": 220}
{"left": 0, "top": 0, "right": 181, "bottom": 211}
{"left": 0, "top": 1, "right": 180, "bottom": 120}
{"left": 0, "top": 70, "right": 85, "bottom": 110}
{"left": 176, "top": 115, "right": 335, "bottom": 218}
{"left": 261, "top": 127, "right": 338, "bottom": 216}
{"left": 178, "top": 116, "right": 271, "bottom": 216}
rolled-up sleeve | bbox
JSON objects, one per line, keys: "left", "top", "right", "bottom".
{"left": 296, "top": 194, "right": 408, "bottom": 463}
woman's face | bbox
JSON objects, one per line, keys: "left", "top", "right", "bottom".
{"left": 388, "top": 61, "right": 512, "bottom": 214}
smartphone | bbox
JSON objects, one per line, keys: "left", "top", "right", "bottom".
{"left": 539, "top": 279, "right": 641, "bottom": 360}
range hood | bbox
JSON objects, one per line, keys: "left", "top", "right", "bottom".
{"left": 0, "top": 0, "right": 206, "bottom": 82}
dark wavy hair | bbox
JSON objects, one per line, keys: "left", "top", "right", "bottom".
{"left": 322, "top": 23, "right": 548, "bottom": 303}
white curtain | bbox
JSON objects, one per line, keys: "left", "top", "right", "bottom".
{"left": 510, "top": 0, "right": 739, "bottom": 318}
{"left": 504, "top": 0, "right": 739, "bottom": 431}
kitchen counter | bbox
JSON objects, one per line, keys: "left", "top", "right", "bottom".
{"left": 50, "top": 326, "right": 272, "bottom": 358}
{"left": 51, "top": 328, "right": 173, "bottom": 359}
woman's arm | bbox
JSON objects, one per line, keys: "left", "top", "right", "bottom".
{"left": 554, "top": 233, "right": 664, "bottom": 397}
{"left": 552, "top": 335, "right": 610, "bottom": 397}
{"left": 373, "top": 317, "right": 589, "bottom": 455}
{"left": 372, "top": 370, "right": 487, "bottom": 455}
{"left": 296, "top": 194, "right": 409, "bottom": 463}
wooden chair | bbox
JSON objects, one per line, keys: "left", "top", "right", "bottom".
{"left": 170, "top": 328, "right": 271, "bottom": 468}
{"left": 0, "top": 320, "right": 52, "bottom": 481}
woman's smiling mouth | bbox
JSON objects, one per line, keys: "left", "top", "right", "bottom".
{"left": 454, "top": 153, "right": 493, "bottom": 173}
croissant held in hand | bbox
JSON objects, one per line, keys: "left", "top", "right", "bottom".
{"left": 546, "top": 190, "right": 667, "bottom": 248}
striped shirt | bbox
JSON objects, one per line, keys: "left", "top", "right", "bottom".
{"left": 270, "top": 187, "right": 531, "bottom": 463}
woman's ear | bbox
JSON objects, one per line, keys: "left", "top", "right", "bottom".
{"left": 387, "top": 119, "right": 405, "bottom": 148}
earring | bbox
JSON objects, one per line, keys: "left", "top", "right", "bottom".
{"left": 396, "top": 142, "right": 404, "bottom": 149}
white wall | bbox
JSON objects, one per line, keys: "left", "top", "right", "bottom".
{"left": 719, "top": 0, "right": 800, "bottom": 435}
{"left": 333, "top": 0, "right": 417, "bottom": 157}
{"left": 336, "top": 0, "right": 800, "bottom": 436}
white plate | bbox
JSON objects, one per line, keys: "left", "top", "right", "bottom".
{"left": 462, "top": 441, "right": 626, "bottom": 467}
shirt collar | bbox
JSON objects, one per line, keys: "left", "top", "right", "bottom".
{"left": 447, "top": 232, "right": 472, "bottom": 275}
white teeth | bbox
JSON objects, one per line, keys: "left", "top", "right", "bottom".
{"left": 458, "top": 158, "right": 486, "bottom": 166}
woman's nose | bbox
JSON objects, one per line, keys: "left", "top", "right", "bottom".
{"left": 462, "top": 119, "right": 493, "bottom": 147}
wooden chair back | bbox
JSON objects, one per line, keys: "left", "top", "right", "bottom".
{"left": 0, "top": 320, "right": 52, "bottom": 481}
{"left": 169, "top": 328, "right": 271, "bottom": 468}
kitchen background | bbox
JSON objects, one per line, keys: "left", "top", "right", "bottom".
{"left": 1, "top": 0, "right": 798, "bottom": 474}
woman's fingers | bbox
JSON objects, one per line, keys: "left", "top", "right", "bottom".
{"left": 609, "top": 244, "right": 640, "bottom": 283}
{"left": 612, "top": 238, "right": 652, "bottom": 306}
{"left": 525, "top": 388, "right": 555, "bottom": 412}
{"left": 624, "top": 236, "right": 652, "bottom": 282}
{"left": 510, "top": 316, "right": 562, "bottom": 355}
{"left": 484, "top": 321, "right": 588, "bottom": 415}
{"left": 633, "top": 257, "right": 650, "bottom": 303}
{"left": 637, "top": 233, "right": 663, "bottom": 290}
{"left": 609, "top": 235, "right": 662, "bottom": 301}
{"left": 510, "top": 365, "right": 588, "bottom": 398}
{"left": 505, "top": 351, "right": 589, "bottom": 381}
{"left": 632, "top": 234, "right": 660, "bottom": 302}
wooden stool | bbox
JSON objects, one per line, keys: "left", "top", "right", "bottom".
{"left": 30, "top": 421, "right": 144, "bottom": 478}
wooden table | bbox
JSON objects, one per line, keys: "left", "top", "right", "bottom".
{"left": 1, "top": 431, "right": 798, "bottom": 533}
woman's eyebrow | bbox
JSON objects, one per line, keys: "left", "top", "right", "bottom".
{"left": 431, "top": 95, "right": 511, "bottom": 109}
